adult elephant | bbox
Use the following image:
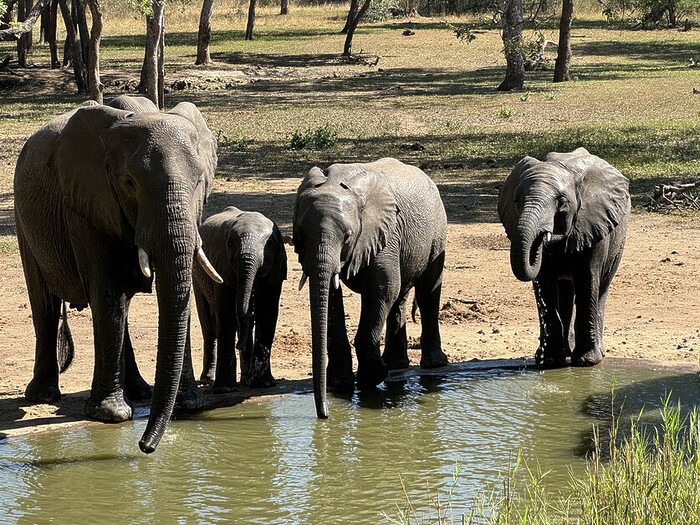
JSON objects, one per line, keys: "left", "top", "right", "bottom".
{"left": 498, "top": 148, "right": 630, "bottom": 369}
{"left": 293, "top": 158, "right": 448, "bottom": 419}
{"left": 14, "top": 96, "right": 222, "bottom": 453}
{"left": 193, "top": 206, "right": 287, "bottom": 392}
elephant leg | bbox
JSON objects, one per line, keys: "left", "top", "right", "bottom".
{"left": 415, "top": 252, "right": 448, "bottom": 369}
{"left": 327, "top": 283, "right": 354, "bottom": 391}
{"left": 176, "top": 314, "right": 206, "bottom": 411}
{"left": 354, "top": 274, "right": 396, "bottom": 388}
{"left": 571, "top": 257, "right": 604, "bottom": 367}
{"left": 23, "top": 252, "right": 62, "bottom": 403}
{"left": 382, "top": 291, "right": 410, "bottom": 370}
{"left": 194, "top": 287, "right": 217, "bottom": 385}
{"left": 123, "top": 312, "right": 152, "bottom": 401}
{"left": 241, "top": 281, "right": 278, "bottom": 388}
{"left": 213, "top": 287, "right": 238, "bottom": 393}
{"left": 85, "top": 291, "right": 132, "bottom": 422}
{"left": 557, "top": 279, "right": 575, "bottom": 358}
{"left": 533, "top": 262, "right": 566, "bottom": 369}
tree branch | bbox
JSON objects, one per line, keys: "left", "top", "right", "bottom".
{"left": 0, "top": 0, "right": 51, "bottom": 41}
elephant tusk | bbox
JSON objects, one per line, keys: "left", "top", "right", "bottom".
{"left": 196, "top": 246, "right": 224, "bottom": 284}
{"left": 333, "top": 273, "right": 340, "bottom": 290}
{"left": 298, "top": 272, "right": 308, "bottom": 291}
{"left": 545, "top": 232, "right": 552, "bottom": 243}
{"left": 138, "top": 247, "right": 152, "bottom": 278}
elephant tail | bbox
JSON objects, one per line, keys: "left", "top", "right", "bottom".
{"left": 411, "top": 293, "right": 418, "bottom": 323}
{"left": 58, "top": 301, "right": 74, "bottom": 374}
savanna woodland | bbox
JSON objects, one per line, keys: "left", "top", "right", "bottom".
{"left": 1, "top": 0, "right": 700, "bottom": 521}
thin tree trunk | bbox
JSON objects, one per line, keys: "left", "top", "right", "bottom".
{"left": 497, "top": 0, "right": 524, "bottom": 91}
{"left": 85, "top": 0, "right": 102, "bottom": 103}
{"left": 158, "top": 15, "right": 164, "bottom": 109}
{"left": 342, "top": 0, "right": 370, "bottom": 56}
{"left": 47, "top": 0, "right": 59, "bottom": 67}
{"left": 280, "top": 0, "right": 288, "bottom": 15}
{"left": 59, "top": 0, "right": 87, "bottom": 92}
{"left": 73, "top": 0, "right": 89, "bottom": 66}
{"left": 17, "top": 0, "right": 33, "bottom": 67}
{"left": 143, "top": 0, "right": 164, "bottom": 108}
{"left": 195, "top": 0, "right": 214, "bottom": 64}
{"left": 341, "top": 0, "right": 359, "bottom": 34}
{"left": 245, "top": 0, "right": 256, "bottom": 41}
{"left": 39, "top": 3, "right": 48, "bottom": 43}
{"left": 553, "top": 0, "right": 573, "bottom": 82}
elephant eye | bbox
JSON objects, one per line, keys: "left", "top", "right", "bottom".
{"left": 344, "top": 230, "right": 353, "bottom": 244}
{"left": 122, "top": 176, "right": 137, "bottom": 192}
{"left": 557, "top": 197, "right": 569, "bottom": 210}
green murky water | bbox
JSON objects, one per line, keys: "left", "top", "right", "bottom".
{"left": 1, "top": 364, "right": 698, "bottom": 523}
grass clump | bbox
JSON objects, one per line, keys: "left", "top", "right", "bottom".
{"left": 385, "top": 394, "right": 700, "bottom": 524}
{"left": 498, "top": 105, "right": 515, "bottom": 118}
{"left": 216, "top": 132, "right": 251, "bottom": 151}
{"left": 290, "top": 125, "right": 338, "bottom": 150}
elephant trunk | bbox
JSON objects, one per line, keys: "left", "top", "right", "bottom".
{"left": 308, "top": 241, "right": 339, "bottom": 419}
{"left": 138, "top": 208, "right": 195, "bottom": 454}
{"left": 235, "top": 251, "right": 259, "bottom": 351}
{"left": 510, "top": 196, "right": 552, "bottom": 282}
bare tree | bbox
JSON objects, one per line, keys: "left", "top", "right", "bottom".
{"left": 0, "top": 0, "right": 50, "bottom": 41}
{"left": 497, "top": 0, "right": 524, "bottom": 91}
{"left": 245, "top": 0, "right": 256, "bottom": 40}
{"left": 196, "top": 0, "right": 214, "bottom": 64}
{"left": 47, "top": 0, "right": 59, "bottom": 67}
{"left": 85, "top": 0, "right": 103, "bottom": 102}
{"left": 342, "top": 0, "right": 370, "bottom": 56}
{"left": 17, "top": 0, "right": 34, "bottom": 66}
{"left": 59, "top": 0, "right": 87, "bottom": 92}
{"left": 143, "top": 0, "right": 164, "bottom": 107}
{"left": 553, "top": 0, "right": 573, "bottom": 82}
{"left": 280, "top": 0, "right": 288, "bottom": 15}
{"left": 341, "top": 0, "right": 358, "bottom": 34}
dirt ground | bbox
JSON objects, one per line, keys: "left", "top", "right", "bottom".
{"left": 1, "top": 173, "right": 698, "bottom": 440}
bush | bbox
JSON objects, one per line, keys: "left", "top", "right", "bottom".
{"left": 290, "top": 125, "right": 338, "bottom": 150}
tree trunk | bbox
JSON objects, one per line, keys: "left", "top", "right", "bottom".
{"left": 143, "top": 0, "right": 164, "bottom": 108}
{"left": 341, "top": 0, "right": 359, "bottom": 34}
{"left": 553, "top": 0, "right": 573, "bottom": 82}
{"left": 195, "top": 0, "right": 214, "bottom": 65}
{"left": 17, "top": 0, "right": 33, "bottom": 67}
{"left": 85, "top": 0, "right": 102, "bottom": 103}
{"left": 342, "top": 0, "right": 371, "bottom": 56}
{"left": 280, "top": 0, "right": 288, "bottom": 15}
{"left": 245, "top": 0, "right": 256, "bottom": 41}
{"left": 59, "top": 0, "right": 87, "bottom": 92}
{"left": 73, "top": 0, "right": 89, "bottom": 67}
{"left": 497, "top": 0, "right": 524, "bottom": 91}
{"left": 47, "top": 0, "right": 59, "bottom": 67}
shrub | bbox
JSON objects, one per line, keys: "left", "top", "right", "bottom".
{"left": 290, "top": 125, "right": 338, "bottom": 150}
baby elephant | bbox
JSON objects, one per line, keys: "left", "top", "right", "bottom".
{"left": 498, "top": 148, "right": 630, "bottom": 369}
{"left": 193, "top": 207, "right": 287, "bottom": 392}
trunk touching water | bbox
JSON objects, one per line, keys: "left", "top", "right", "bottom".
{"left": 510, "top": 198, "right": 551, "bottom": 282}
{"left": 309, "top": 266, "right": 331, "bottom": 418}
{"left": 138, "top": 213, "right": 195, "bottom": 454}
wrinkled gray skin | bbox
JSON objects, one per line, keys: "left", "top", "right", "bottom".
{"left": 193, "top": 206, "right": 287, "bottom": 392}
{"left": 498, "top": 148, "right": 630, "bottom": 369}
{"left": 14, "top": 95, "right": 218, "bottom": 453}
{"left": 293, "top": 158, "right": 448, "bottom": 418}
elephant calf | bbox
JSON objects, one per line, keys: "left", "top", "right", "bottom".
{"left": 498, "top": 148, "right": 630, "bottom": 368}
{"left": 293, "top": 158, "right": 448, "bottom": 418}
{"left": 193, "top": 206, "right": 287, "bottom": 392}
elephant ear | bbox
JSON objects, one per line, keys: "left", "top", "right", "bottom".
{"left": 498, "top": 156, "right": 541, "bottom": 241}
{"left": 292, "top": 167, "right": 327, "bottom": 264}
{"left": 565, "top": 154, "right": 630, "bottom": 253}
{"left": 343, "top": 170, "right": 398, "bottom": 279}
{"left": 56, "top": 105, "right": 133, "bottom": 237}
{"left": 168, "top": 102, "right": 218, "bottom": 207}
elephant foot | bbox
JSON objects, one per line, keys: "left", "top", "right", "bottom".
{"left": 212, "top": 375, "right": 238, "bottom": 395}
{"left": 124, "top": 375, "right": 152, "bottom": 401}
{"left": 199, "top": 369, "right": 216, "bottom": 386}
{"left": 241, "top": 371, "right": 276, "bottom": 389}
{"left": 25, "top": 378, "right": 61, "bottom": 403}
{"left": 382, "top": 351, "right": 410, "bottom": 371}
{"left": 176, "top": 381, "right": 206, "bottom": 411}
{"left": 85, "top": 390, "right": 132, "bottom": 422}
{"left": 327, "top": 368, "right": 355, "bottom": 392}
{"left": 356, "top": 356, "right": 389, "bottom": 389}
{"left": 535, "top": 354, "right": 568, "bottom": 369}
{"left": 420, "top": 347, "right": 448, "bottom": 369}
{"left": 572, "top": 348, "right": 604, "bottom": 367}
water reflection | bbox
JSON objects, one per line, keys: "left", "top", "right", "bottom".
{"left": 0, "top": 364, "right": 694, "bottom": 523}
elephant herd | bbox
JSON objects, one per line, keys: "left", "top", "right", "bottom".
{"left": 12, "top": 96, "right": 630, "bottom": 453}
